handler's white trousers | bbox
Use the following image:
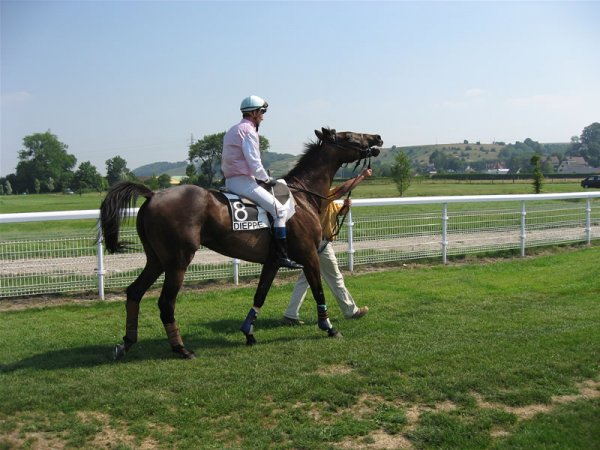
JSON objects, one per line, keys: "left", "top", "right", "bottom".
{"left": 225, "top": 175, "right": 287, "bottom": 228}
{"left": 283, "top": 241, "right": 359, "bottom": 319}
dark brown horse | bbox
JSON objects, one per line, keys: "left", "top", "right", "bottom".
{"left": 100, "top": 128, "right": 382, "bottom": 359}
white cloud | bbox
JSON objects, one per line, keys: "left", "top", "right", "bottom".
{"left": 466, "top": 88, "right": 486, "bottom": 98}
{"left": 1, "top": 91, "right": 33, "bottom": 106}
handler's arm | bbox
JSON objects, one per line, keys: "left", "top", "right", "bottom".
{"left": 331, "top": 168, "right": 373, "bottom": 200}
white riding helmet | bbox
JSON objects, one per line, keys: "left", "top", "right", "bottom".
{"left": 240, "top": 95, "right": 268, "bottom": 113}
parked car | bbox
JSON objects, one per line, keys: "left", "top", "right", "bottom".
{"left": 580, "top": 175, "right": 600, "bottom": 188}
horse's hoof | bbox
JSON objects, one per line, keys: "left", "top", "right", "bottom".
{"left": 181, "top": 349, "right": 196, "bottom": 360}
{"left": 245, "top": 334, "right": 257, "bottom": 346}
{"left": 328, "top": 329, "right": 343, "bottom": 339}
{"left": 172, "top": 345, "right": 196, "bottom": 359}
{"left": 114, "top": 344, "right": 127, "bottom": 360}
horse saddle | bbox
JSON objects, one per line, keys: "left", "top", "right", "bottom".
{"left": 220, "top": 180, "right": 296, "bottom": 231}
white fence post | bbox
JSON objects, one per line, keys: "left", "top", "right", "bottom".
{"left": 232, "top": 258, "right": 240, "bottom": 285}
{"left": 520, "top": 201, "right": 527, "bottom": 257}
{"left": 442, "top": 203, "right": 448, "bottom": 264}
{"left": 96, "top": 222, "right": 105, "bottom": 300}
{"left": 347, "top": 207, "right": 355, "bottom": 272}
{"left": 586, "top": 198, "right": 592, "bottom": 245}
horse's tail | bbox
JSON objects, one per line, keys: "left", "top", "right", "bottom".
{"left": 99, "top": 181, "right": 154, "bottom": 253}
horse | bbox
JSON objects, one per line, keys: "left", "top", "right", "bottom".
{"left": 100, "top": 127, "right": 382, "bottom": 359}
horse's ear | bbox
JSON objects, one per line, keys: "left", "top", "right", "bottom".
{"left": 318, "top": 127, "right": 337, "bottom": 142}
{"left": 321, "top": 127, "right": 335, "bottom": 137}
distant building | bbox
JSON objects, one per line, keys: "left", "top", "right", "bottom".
{"left": 545, "top": 156, "right": 560, "bottom": 171}
{"left": 557, "top": 156, "right": 598, "bottom": 174}
{"left": 486, "top": 161, "right": 509, "bottom": 175}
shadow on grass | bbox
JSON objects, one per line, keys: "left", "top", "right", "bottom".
{"left": 0, "top": 319, "right": 326, "bottom": 373}
{"left": 194, "top": 317, "right": 317, "bottom": 333}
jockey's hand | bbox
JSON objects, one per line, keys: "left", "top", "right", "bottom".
{"left": 265, "top": 177, "right": 278, "bottom": 186}
{"left": 343, "top": 198, "right": 352, "bottom": 208}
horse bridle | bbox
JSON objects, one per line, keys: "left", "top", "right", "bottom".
{"left": 288, "top": 136, "right": 377, "bottom": 199}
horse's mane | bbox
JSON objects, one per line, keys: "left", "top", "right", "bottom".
{"left": 286, "top": 139, "right": 323, "bottom": 179}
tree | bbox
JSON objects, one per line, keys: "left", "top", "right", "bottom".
{"left": 4, "top": 179, "right": 13, "bottom": 195}
{"left": 390, "top": 150, "right": 413, "bottom": 196}
{"left": 73, "top": 161, "right": 104, "bottom": 192}
{"left": 15, "top": 131, "right": 77, "bottom": 193}
{"left": 157, "top": 173, "right": 172, "bottom": 189}
{"left": 143, "top": 173, "right": 172, "bottom": 190}
{"left": 579, "top": 122, "right": 600, "bottom": 167}
{"left": 106, "top": 156, "right": 134, "bottom": 186}
{"left": 541, "top": 158, "right": 555, "bottom": 174}
{"left": 531, "top": 154, "right": 544, "bottom": 194}
{"left": 428, "top": 149, "right": 466, "bottom": 173}
{"left": 34, "top": 179, "right": 41, "bottom": 194}
{"left": 188, "top": 132, "right": 225, "bottom": 187}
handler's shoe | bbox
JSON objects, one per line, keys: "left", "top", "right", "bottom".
{"left": 281, "top": 316, "right": 305, "bottom": 326}
{"left": 350, "top": 306, "right": 369, "bottom": 319}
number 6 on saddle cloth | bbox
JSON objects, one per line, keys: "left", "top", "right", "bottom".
{"left": 221, "top": 180, "right": 296, "bottom": 231}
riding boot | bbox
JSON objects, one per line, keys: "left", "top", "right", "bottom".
{"left": 273, "top": 227, "right": 303, "bottom": 269}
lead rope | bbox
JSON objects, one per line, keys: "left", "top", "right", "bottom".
{"left": 326, "top": 159, "right": 371, "bottom": 245}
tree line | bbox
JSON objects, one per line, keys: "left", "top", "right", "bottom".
{"left": 1, "top": 123, "right": 598, "bottom": 196}
{"left": 408, "top": 123, "right": 599, "bottom": 175}
{"left": 0, "top": 131, "right": 173, "bottom": 195}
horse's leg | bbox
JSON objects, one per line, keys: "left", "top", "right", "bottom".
{"left": 158, "top": 268, "right": 196, "bottom": 359}
{"left": 114, "top": 261, "right": 163, "bottom": 360}
{"left": 240, "top": 264, "right": 279, "bottom": 346}
{"left": 304, "top": 260, "right": 343, "bottom": 339}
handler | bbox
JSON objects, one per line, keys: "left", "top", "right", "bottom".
{"left": 221, "top": 95, "right": 302, "bottom": 269}
{"left": 282, "top": 168, "right": 372, "bottom": 324}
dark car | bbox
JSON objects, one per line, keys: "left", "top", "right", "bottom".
{"left": 580, "top": 175, "right": 600, "bottom": 188}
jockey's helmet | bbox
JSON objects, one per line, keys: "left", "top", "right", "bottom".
{"left": 240, "top": 95, "right": 268, "bottom": 113}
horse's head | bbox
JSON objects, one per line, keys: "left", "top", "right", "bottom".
{"left": 286, "top": 128, "right": 383, "bottom": 192}
{"left": 315, "top": 127, "right": 383, "bottom": 163}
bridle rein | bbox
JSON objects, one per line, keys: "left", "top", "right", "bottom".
{"left": 286, "top": 137, "right": 378, "bottom": 243}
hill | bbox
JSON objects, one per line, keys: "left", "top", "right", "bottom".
{"left": 381, "top": 142, "right": 570, "bottom": 165}
{"left": 133, "top": 141, "right": 572, "bottom": 177}
{"left": 132, "top": 161, "right": 188, "bottom": 177}
{"left": 132, "top": 152, "right": 299, "bottom": 178}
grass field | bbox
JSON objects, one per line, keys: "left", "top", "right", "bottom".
{"left": 1, "top": 246, "right": 598, "bottom": 449}
{"left": 0, "top": 179, "right": 591, "bottom": 236}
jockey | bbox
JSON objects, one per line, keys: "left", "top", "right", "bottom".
{"left": 221, "top": 95, "right": 303, "bottom": 269}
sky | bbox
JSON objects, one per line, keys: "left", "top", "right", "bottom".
{"left": 1, "top": 1, "right": 599, "bottom": 176}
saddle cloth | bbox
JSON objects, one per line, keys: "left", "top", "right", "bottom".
{"left": 222, "top": 180, "right": 296, "bottom": 231}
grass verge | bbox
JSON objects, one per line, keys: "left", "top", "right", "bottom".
{"left": 1, "top": 247, "right": 599, "bottom": 449}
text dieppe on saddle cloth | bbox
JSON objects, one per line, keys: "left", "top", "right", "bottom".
{"left": 223, "top": 180, "right": 296, "bottom": 231}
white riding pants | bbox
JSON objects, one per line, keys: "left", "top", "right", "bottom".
{"left": 225, "top": 175, "right": 287, "bottom": 228}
